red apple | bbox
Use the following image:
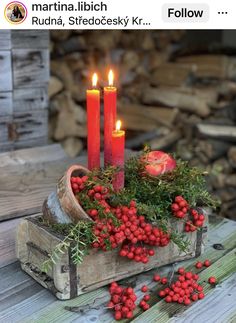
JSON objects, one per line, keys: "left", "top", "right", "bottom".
{"left": 141, "top": 151, "right": 176, "bottom": 176}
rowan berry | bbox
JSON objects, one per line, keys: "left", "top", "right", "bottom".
{"left": 172, "top": 294, "right": 179, "bottom": 302}
{"left": 198, "top": 292, "right": 205, "bottom": 299}
{"left": 204, "top": 259, "right": 211, "bottom": 267}
{"left": 153, "top": 274, "right": 161, "bottom": 282}
{"left": 191, "top": 293, "right": 198, "bottom": 301}
{"left": 185, "top": 272, "right": 192, "bottom": 280}
{"left": 141, "top": 285, "right": 148, "bottom": 293}
{"left": 161, "top": 277, "right": 168, "bottom": 284}
{"left": 195, "top": 261, "right": 203, "bottom": 269}
{"left": 158, "top": 290, "right": 165, "bottom": 298}
{"left": 165, "top": 295, "right": 172, "bottom": 303}
{"left": 208, "top": 276, "right": 216, "bottom": 285}
{"left": 143, "top": 294, "right": 150, "bottom": 301}
{"left": 114, "top": 311, "right": 122, "bottom": 320}
{"left": 126, "top": 311, "right": 133, "bottom": 319}
{"left": 184, "top": 298, "right": 191, "bottom": 306}
{"left": 178, "top": 267, "right": 185, "bottom": 275}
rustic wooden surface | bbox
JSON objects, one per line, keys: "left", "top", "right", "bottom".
{"left": 0, "top": 216, "right": 235, "bottom": 322}
{"left": 0, "top": 144, "right": 86, "bottom": 221}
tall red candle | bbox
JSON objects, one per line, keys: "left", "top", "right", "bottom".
{"left": 86, "top": 73, "right": 100, "bottom": 170}
{"left": 104, "top": 70, "right": 117, "bottom": 167}
{"left": 112, "top": 120, "right": 125, "bottom": 191}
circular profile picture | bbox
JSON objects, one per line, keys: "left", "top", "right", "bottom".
{"left": 5, "top": 1, "right": 27, "bottom": 24}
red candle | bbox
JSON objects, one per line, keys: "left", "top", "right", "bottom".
{"left": 104, "top": 70, "right": 117, "bottom": 167}
{"left": 86, "top": 73, "right": 100, "bottom": 170}
{"left": 112, "top": 120, "right": 125, "bottom": 191}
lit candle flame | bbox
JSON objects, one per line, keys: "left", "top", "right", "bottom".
{"left": 92, "top": 73, "right": 98, "bottom": 87}
{"left": 108, "top": 69, "right": 114, "bottom": 86}
{"left": 116, "top": 120, "right": 121, "bottom": 131}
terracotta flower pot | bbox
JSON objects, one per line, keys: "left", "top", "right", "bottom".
{"left": 43, "top": 165, "right": 92, "bottom": 224}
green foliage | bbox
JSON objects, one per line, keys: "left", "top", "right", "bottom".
{"left": 41, "top": 221, "right": 95, "bottom": 273}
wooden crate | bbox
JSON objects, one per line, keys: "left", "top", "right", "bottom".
{"left": 0, "top": 31, "right": 49, "bottom": 152}
{"left": 16, "top": 216, "right": 207, "bottom": 300}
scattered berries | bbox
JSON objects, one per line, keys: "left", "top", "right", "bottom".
{"left": 208, "top": 276, "right": 216, "bottom": 285}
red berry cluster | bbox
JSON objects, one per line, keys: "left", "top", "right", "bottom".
{"left": 87, "top": 185, "right": 109, "bottom": 203}
{"left": 171, "top": 196, "right": 189, "bottom": 219}
{"left": 71, "top": 176, "right": 88, "bottom": 194}
{"left": 158, "top": 268, "right": 205, "bottom": 305}
{"left": 92, "top": 201, "right": 170, "bottom": 259}
{"left": 107, "top": 282, "right": 137, "bottom": 320}
{"left": 185, "top": 209, "right": 205, "bottom": 232}
{"left": 119, "top": 244, "right": 155, "bottom": 263}
{"left": 71, "top": 176, "right": 170, "bottom": 263}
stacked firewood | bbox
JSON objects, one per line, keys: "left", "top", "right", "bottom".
{"left": 49, "top": 30, "right": 236, "bottom": 220}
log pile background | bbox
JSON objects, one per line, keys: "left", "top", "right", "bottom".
{"left": 49, "top": 30, "right": 236, "bottom": 220}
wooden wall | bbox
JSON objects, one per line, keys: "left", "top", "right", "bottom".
{"left": 0, "top": 30, "right": 49, "bottom": 152}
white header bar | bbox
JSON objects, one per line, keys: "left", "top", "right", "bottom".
{"left": 0, "top": 0, "right": 235, "bottom": 29}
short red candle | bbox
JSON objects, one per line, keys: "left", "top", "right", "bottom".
{"left": 104, "top": 70, "right": 117, "bottom": 167}
{"left": 112, "top": 120, "right": 125, "bottom": 191}
{"left": 86, "top": 73, "right": 100, "bottom": 170}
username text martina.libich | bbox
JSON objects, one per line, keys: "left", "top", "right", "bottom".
{"left": 32, "top": 1, "right": 108, "bottom": 12}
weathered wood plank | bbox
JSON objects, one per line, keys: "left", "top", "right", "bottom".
{"left": 14, "top": 136, "right": 48, "bottom": 150}
{"left": 19, "top": 218, "right": 236, "bottom": 323}
{"left": 0, "top": 218, "right": 22, "bottom": 269}
{"left": 0, "top": 51, "right": 12, "bottom": 92}
{"left": 170, "top": 273, "right": 236, "bottom": 323}
{"left": 11, "top": 31, "right": 49, "bottom": 49}
{"left": 13, "top": 109, "right": 48, "bottom": 142}
{"left": 0, "top": 262, "right": 55, "bottom": 321}
{"left": 0, "top": 144, "right": 66, "bottom": 169}
{"left": 0, "top": 31, "right": 11, "bottom": 50}
{"left": 0, "top": 92, "right": 13, "bottom": 116}
{"left": 0, "top": 115, "right": 12, "bottom": 144}
{"left": 13, "top": 87, "right": 48, "bottom": 112}
{"left": 132, "top": 247, "right": 236, "bottom": 323}
{"left": 0, "top": 214, "right": 40, "bottom": 269}
{"left": 0, "top": 146, "right": 87, "bottom": 221}
{"left": 13, "top": 49, "right": 49, "bottom": 88}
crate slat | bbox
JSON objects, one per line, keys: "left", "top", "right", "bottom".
{"left": 11, "top": 31, "right": 49, "bottom": 49}
{"left": 0, "top": 51, "right": 12, "bottom": 92}
{"left": 0, "top": 31, "right": 11, "bottom": 50}
{"left": 13, "top": 49, "right": 49, "bottom": 88}
{"left": 13, "top": 109, "right": 48, "bottom": 142}
{"left": 0, "top": 92, "right": 13, "bottom": 116}
{"left": 13, "top": 87, "right": 48, "bottom": 112}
